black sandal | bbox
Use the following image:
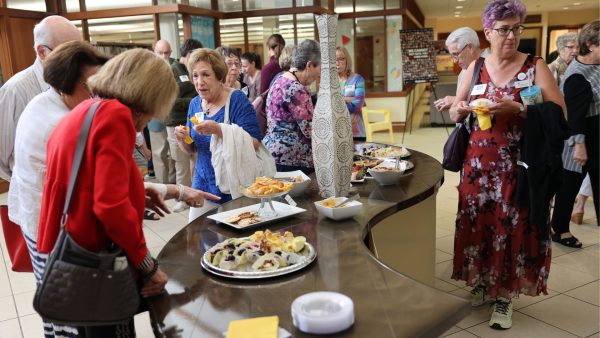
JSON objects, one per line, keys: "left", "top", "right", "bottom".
{"left": 144, "top": 210, "right": 160, "bottom": 221}
{"left": 551, "top": 233, "right": 582, "bottom": 248}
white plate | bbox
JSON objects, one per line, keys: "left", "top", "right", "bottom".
{"left": 291, "top": 291, "right": 355, "bottom": 334}
{"left": 274, "top": 171, "right": 311, "bottom": 197}
{"left": 354, "top": 143, "right": 411, "bottom": 159}
{"left": 350, "top": 178, "right": 365, "bottom": 183}
{"left": 375, "top": 159, "right": 415, "bottom": 171}
{"left": 207, "top": 201, "right": 306, "bottom": 230}
{"left": 470, "top": 98, "right": 493, "bottom": 108}
{"left": 201, "top": 241, "right": 317, "bottom": 279}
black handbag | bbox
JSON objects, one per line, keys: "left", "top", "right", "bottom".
{"left": 442, "top": 58, "right": 485, "bottom": 172}
{"left": 33, "top": 100, "right": 140, "bottom": 326}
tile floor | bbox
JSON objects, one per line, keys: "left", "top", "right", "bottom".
{"left": 0, "top": 127, "right": 598, "bottom": 338}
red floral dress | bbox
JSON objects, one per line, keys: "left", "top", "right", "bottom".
{"left": 452, "top": 55, "right": 552, "bottom": 299}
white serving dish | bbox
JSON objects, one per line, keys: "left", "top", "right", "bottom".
{"left": 207, "top": 201, "right": 306, "bottom": 230}
{"left": 291, "top": 291, "right": 354, "bottom": 334}
{"left": 314, "top": 197, "right": 362, "bottom": 221}
{"left": 367, "top": 160, "right": 413, "bottom": 186}
{"left": 274, "top": 170, "right": 311, "bottom": 197}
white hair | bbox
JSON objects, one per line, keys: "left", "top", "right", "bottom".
{"left": 445, "top": 27, "right": 480, "bottom": 50}
{"left": 33, "top": 16, "right": 78, "bottom": 52}
{"left": 556, "top": 32, "right": 578, "bottom": 49}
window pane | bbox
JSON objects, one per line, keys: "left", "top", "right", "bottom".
{"left": 247, "top": 0, "right": 292, "bottom": 10}
{"left": 356, "top": 16, "right": 385, "bottom": 92}
{"left": 356, "top": 0, "right": 384, "bottom": 11}
{"left": 191, "top": 17, "right": 216, "bottom": 49}
{"left": 247, "top": 16, "right": 295, "bottom": 64}
{"left": 85, "top": 0, "right": 152, "bottom": 11}
{"left": 336, "top": 19, "right": 355, "bottom": 70}
{"left": 296, "top": 14, "right": 316, "bottom": 44}
{"left": 297, "top": 0, "right": 314, "bottom": 6}
{"left": 335, "top": 0, "right": 353, "bottom": 13}
{"left": 6, "top": 0, "right": 46, "bottom": 11}
{"left": 184, "top": 0, "right": 212, "bottom": 8}
{"left": 219, "top": 1, "right": 242, "bottom": 12}
{"left": 65, "top": 0, "right": 80, "bottom": 12}
{"left": 386, "top": 0, "right": 400, "bottom": 9}
{"left": 386, "top": 15, "right": 403, "bottom": 91}
{"left": 220, "top": 18, "right": 245, "bottom": 50}
{"left": 88, "top": 15, "right": 154, "bottom": 56}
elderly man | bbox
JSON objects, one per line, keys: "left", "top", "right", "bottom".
{"left": 0, "top": 15, "right": 81, "bottom": 181}
{"left": 434, "top": 27, "right": 488, "bottom": 113}
{"left": 149, "top": 39, "right": 176, "bottom": 184}
{"left": 548, "top": 32, "right": 578, "bottom": 86}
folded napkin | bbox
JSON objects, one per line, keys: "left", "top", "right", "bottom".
{"left": 226, "top": 316, "right": 281, "bottom": 338}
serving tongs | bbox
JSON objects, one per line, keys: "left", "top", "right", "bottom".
{"left": 333, "top": 194, "right": 360, "bottom": 208}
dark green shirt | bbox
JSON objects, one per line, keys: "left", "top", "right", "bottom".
{"left": 166, "top": 61, "right": 197, "bottom": 126}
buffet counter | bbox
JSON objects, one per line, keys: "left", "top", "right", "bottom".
{"left": 147, "top": 148, "right": 469, "bottom": 337}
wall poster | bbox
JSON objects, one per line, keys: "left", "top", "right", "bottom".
{"left": 399, "top": 28, "right": 438, "bottom": 84}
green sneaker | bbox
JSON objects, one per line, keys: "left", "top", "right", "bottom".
{"left": 470, "top": 285, "right": 492, "bottom": 307}
{"left": 489, "top": 298, "right": 513, "bottom": 330}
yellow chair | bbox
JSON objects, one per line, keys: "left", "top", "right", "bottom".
{"left": 361, "top": 108, "right": 395, "bottom": 144}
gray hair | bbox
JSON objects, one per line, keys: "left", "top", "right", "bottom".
{"left": 33, "top": 16, "right": 79, "bottom": 51}
{"left": 445, "top": 27, "right": 480, "bottom": 50}
{"left": 292, "top": 39, "right": 321, "bottom": 70}
{"left": 556, "top": 32, "right": 578, "bottom": 50}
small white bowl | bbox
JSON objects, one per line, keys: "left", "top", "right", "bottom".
{"left": 291, "top": 291, "right": 354, "bottom": 334}
{"left": 274, "top": 170, "right": 311, "bottom": 197}
{"left": 314, "top": 197, "right": 362, "bottom": 221}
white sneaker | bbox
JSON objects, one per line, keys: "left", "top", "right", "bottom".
{"left": 470, "top": 285, "right": 493, "bottom": 307}
{"left": 172, "top": 201, "right": 189, "bottom": 212}
{"left": 489, "top": 298, "right": 513, "bottom": 330}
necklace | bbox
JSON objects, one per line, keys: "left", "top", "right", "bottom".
{"left": 290, "top": 70, "right": 300, "bottom": 83}
{"left": 204, "top": 90, "right": 223, "bottom": 116}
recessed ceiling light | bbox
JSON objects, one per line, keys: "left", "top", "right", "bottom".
{"left": 455, "top": 11, "right": 461, "bottom": 14}
{"left": 573, "top": 2, "right": 581, "bottom": 5}
{"left": 457, "top": 0, "right": 466, "bottom": 2}
{"left": 454, "top": 14, "right": 460, "bottom": 17}
{"left": 456, "top": 6, "right": 463, "bottom": 9}
{"left": 563, "top": 6, "right": 569, "bottom": 9}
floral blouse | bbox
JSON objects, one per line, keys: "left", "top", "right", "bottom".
{"left": 263, "top": 76, "right": 313, "bottom": 168}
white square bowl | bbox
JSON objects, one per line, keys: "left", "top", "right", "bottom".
{"left": 314, "top": 197, "right": 363, "bottom": 221}
{"left": 274, "top": 170, "right": 311, "bottom": 197}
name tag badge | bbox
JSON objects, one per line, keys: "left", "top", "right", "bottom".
{"left": 470, "top": 84, "right": 487, "bottom": 96}
{"left": 194, "top": 112, "right": 205, "bottom": 122}
{"left": 179, "top": 75, "right": 190, "bottom": 82}
{"left": 514, "top": 80, "right": 530, "bottom": 89}
{"left": 344, "top": 84, "right": 356, "bottom": 97}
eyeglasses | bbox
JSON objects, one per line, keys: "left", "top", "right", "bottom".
{"left": 493, "top": 25, "right": 525, "bottom": 37}
{"left": 563, "top": 45, "right": 577, "bottom": 50}
{"left": 450, "top": 45, "right": 468, "bottom": 60}
{"left": 226, "top": 61, "right": 241, "bottom": 68}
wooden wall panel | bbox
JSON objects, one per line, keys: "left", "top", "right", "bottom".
{"left": 8, "top": 17, "right": 37, "bottom": 74}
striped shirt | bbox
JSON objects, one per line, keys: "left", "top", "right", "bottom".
{"left": 0, "top": 58, "right": 49, "bottom": 181}
{"left": 560, "top": 58, "right": 600, "bottom": 173}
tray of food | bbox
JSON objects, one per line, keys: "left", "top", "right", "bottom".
{"left": 207, "top": 201, "right": 306, "bottom": 230}
{"left": 355, "top": 143, "right": 410, "bottom": 159}
{"left": 240, "top": 177, "right": 293, "bottom": 199}
{"left": 201, "top": 230, "right": 316, "bottom": 279}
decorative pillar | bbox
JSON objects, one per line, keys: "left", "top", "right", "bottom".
{"left": 312, "top": 14, "right": 353, "bottom": 198}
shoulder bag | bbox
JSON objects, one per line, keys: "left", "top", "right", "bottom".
{"left": 33, "top": 100, "right": 140, "bottom": 326}
{"left": 442, "top": 57, "right": 485, "bottom": 172}
{"left": 224, "top": 90, "right": 277, "bottom": 178}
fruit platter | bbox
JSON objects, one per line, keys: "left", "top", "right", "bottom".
{"left": 201, "top": 230, "right": 317, "bottom": 279}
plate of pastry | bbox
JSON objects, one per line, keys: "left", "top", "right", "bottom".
{"left": 201, "top": 230, "right": 317, "bottom": 279}
{"left": 355, "top": 143, "right": 411, "bottom": 159}
{"left": 207, "top": 201, "right": 306, "bottom": 230}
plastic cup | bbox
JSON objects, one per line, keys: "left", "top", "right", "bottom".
{"left": 476, "top": 111, "right": 492, "bottom": 131}
{"left": 520, "top": 85, "right": 543, "bottom": 105}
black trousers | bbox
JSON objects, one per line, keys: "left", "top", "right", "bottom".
{"left": 551, "top": 166, "right": 599, "bottom": 234}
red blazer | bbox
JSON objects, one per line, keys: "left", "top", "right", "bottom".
{"left": 37, "top": 99, "right": 148, "bottom": 266}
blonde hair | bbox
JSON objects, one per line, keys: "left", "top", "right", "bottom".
{"left": 187, "top": 48, "right": 228, "bottom": 83}
{"left": 279, "top": 45, "right": 296, "bottom": 71}
{"left": 88, "top": 49, "right": 176, "bottom": 118}
{"left": 336, "top": 46, "right": 353, "bottom": 74}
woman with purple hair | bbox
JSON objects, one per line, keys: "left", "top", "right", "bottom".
{"left": 449, "top": 0, "right": 565, "bottom": 330}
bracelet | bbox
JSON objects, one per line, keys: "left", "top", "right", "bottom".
{"left": 136, "top": 252, "right": 155, "bottom": 271}
{"left": 141, "top": 258, "right": 159, "bottom": 280}
{"left": 178, "top": 184, "right": 185, "bottom": 201}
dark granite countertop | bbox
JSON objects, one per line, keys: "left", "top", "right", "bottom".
{"left": 147, "top": 149, "right": 469, "bottom": 338}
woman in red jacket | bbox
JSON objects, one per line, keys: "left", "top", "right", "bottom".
{"left": 37, "top": 48, "right": 177, "bottom": 337}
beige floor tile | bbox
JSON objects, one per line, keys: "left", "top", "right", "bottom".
{"left": 449, "top": 289, "right": 491, "bottom": 329}
{"left": 438, "top": 325, "right": 462, "bottom": 337}
{"left": 565, "top": 281, "right": 600, "bottom": 306}
{"left": 6, "top": 270, "right": 36, "bottom": 295}
{"left": 436, "top": 227, "right": 454, "bottom": 238}
{"left": 444, "top": 330, "right": 479, "bottom": 338}
{"left": 571, "top": 225, "right": 600, "bottom": 247}
{"left": 552, "top": 242, "right": 583, "bottom": 258}
{"left": 0, "top": 262, "right": 11, "bottom": 298}
{"left": 436, "top": 235, "right": 455, "bottom": 255}
{"left": 0, "top": 295, "right": 17, "bottom": 321}
{"left": 148, "top": 245, "right": 165, "bottom": 258}
{"left": 0, "top": 318, "right": 22, "bottom": 338}
{"left": 19, "top": 313, "right": 44, "bottom": 338}
{"left": 436, "top": 250, "right": 453, "bottom": 264}
{"left": 435, "top": 261, "right": 466, "bottom": 288}
{"left": 143, "top": 227, "right": 167, "bottom": 249}
{"left": 587, "top": 332, "right": 600, "bottom": 338}
{"left": 134, "top": 311, "right": 155, "bottom": 338}
{"left": 553, "top": 249, "right": 599, "bottom": 277}
{"left": 519, "top": 294, "right": 600, "bottom": 337}
{"left": 13, "top": 291, "right": 35, "bottom": 317}
{"left": 434, "top": 278, "right": 462, "bottom": 293}
{"left": 512, "top": 288, "right": 559, "bottom": 310}
{"left": 547, "top": 263, "right": 598, "bottom": 293}
{"left": 466, "top": 311, "right": 578, "bottom": 338}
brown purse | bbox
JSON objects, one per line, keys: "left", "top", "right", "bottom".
{"left": 33, "top": 101, "right": 140, "bottom": 326}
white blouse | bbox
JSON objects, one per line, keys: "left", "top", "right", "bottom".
{"left": 8, "top": 88, "right": 70, "bottom": 239}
